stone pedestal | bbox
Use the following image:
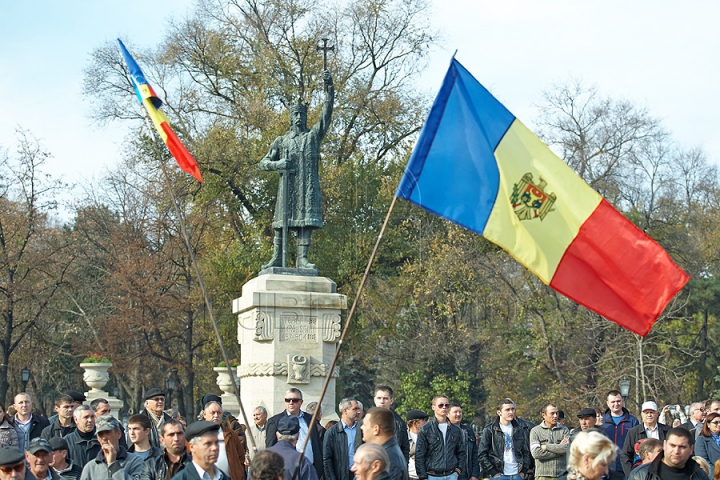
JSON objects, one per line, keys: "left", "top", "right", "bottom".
{"left": 232, "top": 274, "right": 346, "bottom": 423}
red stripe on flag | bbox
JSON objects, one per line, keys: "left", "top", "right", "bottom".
{"left": 160, "top": 122, "right": 203, "bottom": 183}
{"left": 550, "top": 199, "right": 689, "bottom": 336}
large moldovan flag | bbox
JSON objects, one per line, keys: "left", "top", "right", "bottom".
{"left": 396, "top": 58, "right": 689, "bottom": 336}
{"left": 117, "top": 39, "right": 202, "bottom": 183}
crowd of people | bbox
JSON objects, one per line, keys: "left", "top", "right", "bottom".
{"left": 0, "top": 386, "right": 717, "bottom": 480}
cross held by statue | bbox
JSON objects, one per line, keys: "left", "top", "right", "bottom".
{"left": 317, "top": 38, "right": 335, "bottom": 70}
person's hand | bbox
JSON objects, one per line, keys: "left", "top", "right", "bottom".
{"left": 560, "top": 438, "right": 569, "bottom": 444}
{"left": 541, "top": 445, "right": 547, "bottom": 450}
{"left": 519, "top": 474, "right": 525, "bottom": 478}
{"left": 662, "top": 405, "right": 671, "bottom": 412}
{"left": 275, "top": 159, "right": 289, "bottom": 170}
{"left": 493, "top": 475, "right": 501, "bottom": 478}
{"left": 102, "top": 442, "right": 117, "bottom": 464}
{"left": 323, "top": 70, "right": 333, "bottom": 87}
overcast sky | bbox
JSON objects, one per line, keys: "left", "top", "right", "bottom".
{"left": 1, "top": 1, "right": 718, "bottom": 194}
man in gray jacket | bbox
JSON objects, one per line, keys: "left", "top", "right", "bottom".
{"left": 529, "top": 404, "right": 569, "bottom": 480}
{"left": 79, "top": 416, "right": 143, "bottom": 480}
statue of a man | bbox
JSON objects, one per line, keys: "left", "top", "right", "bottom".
{"left": 260, "top": 70, "right": 334, "bottom": 270}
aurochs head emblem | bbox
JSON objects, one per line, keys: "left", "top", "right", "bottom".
{"left": 510, "top": 172, "right": 557, "bottom": 221}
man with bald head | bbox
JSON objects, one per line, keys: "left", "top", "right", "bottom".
{"left": 12, "top": 393, "right": 50, "bottom": 452}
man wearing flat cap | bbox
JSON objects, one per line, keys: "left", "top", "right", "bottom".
{"left": 200, "top": 401, "right": 245, "bottom": 480}
{"left": 407, "top": 410, "right": 428, "bottom": 480}
{"left": 0, "top": 447, "right": 30, "bottom": 480}
{"left": 620, "top": 401, "right": 670, "bottom": 477}
{"left": 80, "top": 415, "right": 143, "bottom": 480}
{"left": 269, "top": 416, "right": 318, "bottom": 480}
{"left": 567, "top": 408, "right": 606, "bottom": 464}
{"left": 26, "top": 438, "right": 60, "bottom": 480}
{"left": 49, "top": 437, "right": 82, "bottom": 480}
{"left": 139, "top": 389, "right": 172, "bottom": 450}
{"left": 171, "top": 421, "right": 230, "bottom": 480}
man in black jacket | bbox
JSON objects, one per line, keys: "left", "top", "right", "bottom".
{"left": 415, "top": 395, "right": 466, "bottom": 480}
{"left": 374, "top": 386, "right": 411, "bottom": 463}
{"left": 627, "top": 428, "right": 709, "bottom": 480}
{"left": 448, "top": 404, "right": 478, "bottom": 480}
{"left": 361, "top": 408, "right": 408, "bottom": 480}
{"left": 62, "top": 406, "right": 99, "bottom": 469}
{"left": 12, "top": 393, "right": 50, "bottom": 452}
{"left": 266, "top": 388, "right": 324, "bottom": 479}
{"left": 620, "top": 401, "right": 670, "bottom": 477}
{"left": 140, "top": 419, "right": 192, "bottom": 480}
{"left": 323, "top": 398, "right": 362, "bottom": 480}
{"left": 41, "top": 395, "right": 75, "bottom": 441}
{"left": 478, "top": 398, "right": 530, "bottom": 480}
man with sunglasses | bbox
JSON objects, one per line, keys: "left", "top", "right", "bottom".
{"left": 139, "top": 389, "right": 172, "bottom": 450}
{"left": 266, "top": 388, "right": 324, "bottom": 479}
{"left": 0, "top": 447, "right": 29, "bottom": 480}
{"left": 415, "top": 396, "right": 466, "bottom": 480}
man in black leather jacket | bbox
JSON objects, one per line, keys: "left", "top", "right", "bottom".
{"left": 478, "top": 398, "right": 530, "bottom": 480}
{"left": 140, "top": 419, "right": 192, "bottom": 480}
{"left": 415, "top": 396, "right": 466, "bottom": 480}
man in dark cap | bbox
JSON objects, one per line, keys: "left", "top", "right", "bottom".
{"left": 171, "top": 421, "right": 230, "bottom": 480}
{"left": 80, "top": 415, "right": 143, "bottom": 480}
{"left": 65, "top": 393, "right": 86, "bottom": 411}
{"left": 48, "top": 437, "right": 82, "bottom": 480}
{"left": 25, "top": 438, "right": 59, "bottom": 480}
{"left": 407, "top": 410, "right": 428, "bottom": 480}
{"left": 200, "top": 401, "right": 245, "bottom": 480}
{"left": 139, "top": 389, "right": 172, "bottom": 450}
{"left": 269, "top": 416, "right": 318, "bottom": 480}
{"left": 0, "top": 447, "right": 29, "bottom": 480}
{"left": 567, "top": 408, "right": 605, "bottom": 456}
{"left": 64, "top": 406, "right": 99, "bottom": 468}
{"left": 140, "top": 419, "right": 192, "bottom": 480}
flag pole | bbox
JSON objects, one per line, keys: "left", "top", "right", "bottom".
{"left": 291, "top": 194, "right": 399, "bottom": 480}
{"left": 137, "top": 111, "right": 259, "bottom": 456}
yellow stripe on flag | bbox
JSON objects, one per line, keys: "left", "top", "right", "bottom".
{"left": 484, "top": 120, "right": 602, "bottom": 282}
{"left": 143, "top": 99, "right": 170, "bottom": 143}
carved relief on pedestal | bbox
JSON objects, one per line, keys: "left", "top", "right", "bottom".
{"left": 239, "top": 361, "right": 339, "bottom": 379}
{"left": 287, "top": 355, "right": 309, "bottom": 384}
{"left": 321, "top": 314, "right": 341, "bottom": 342}
{"left": 254, "top": 311, "right": 274, "bottom": 342}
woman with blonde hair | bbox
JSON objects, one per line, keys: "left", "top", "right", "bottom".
{"left": 564, "top": 430, "right": 619, "bottom": 480}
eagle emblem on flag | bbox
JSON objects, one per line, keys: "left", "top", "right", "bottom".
{"left": 510, "top": 172, "right": 556, "bottom": 221}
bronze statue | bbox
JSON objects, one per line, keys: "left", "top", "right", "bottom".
{"left": 260, "top": 70, "right": 334, "bottom": 271}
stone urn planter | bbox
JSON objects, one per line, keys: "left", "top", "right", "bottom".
{"left": 213, "top": 367, "right": 239, "bottom": 397}
{"left": 80, "top": 363, "right": 112, "bottom": 393}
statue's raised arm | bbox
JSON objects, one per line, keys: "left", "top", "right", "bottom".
{"left": 313, "top": 70, "right": 334, "bottom": 141}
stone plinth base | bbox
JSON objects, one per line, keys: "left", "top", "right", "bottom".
{"left": 233, "top": 274, "right": 346, "bottom": 423}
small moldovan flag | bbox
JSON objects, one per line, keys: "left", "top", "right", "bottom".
{"left": 117, "top": 39, "right": 202, "bottom": 182}
{"left": 396, "top": 58, "right": 689, "bottom": 336}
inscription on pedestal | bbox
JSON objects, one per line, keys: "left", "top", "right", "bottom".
{"left": 279, "top": 314, "right": 318, "bottom": 342}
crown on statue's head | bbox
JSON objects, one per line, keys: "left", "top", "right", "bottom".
{"left": 290, "top": 98, "right": 308, "bottom": 114}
